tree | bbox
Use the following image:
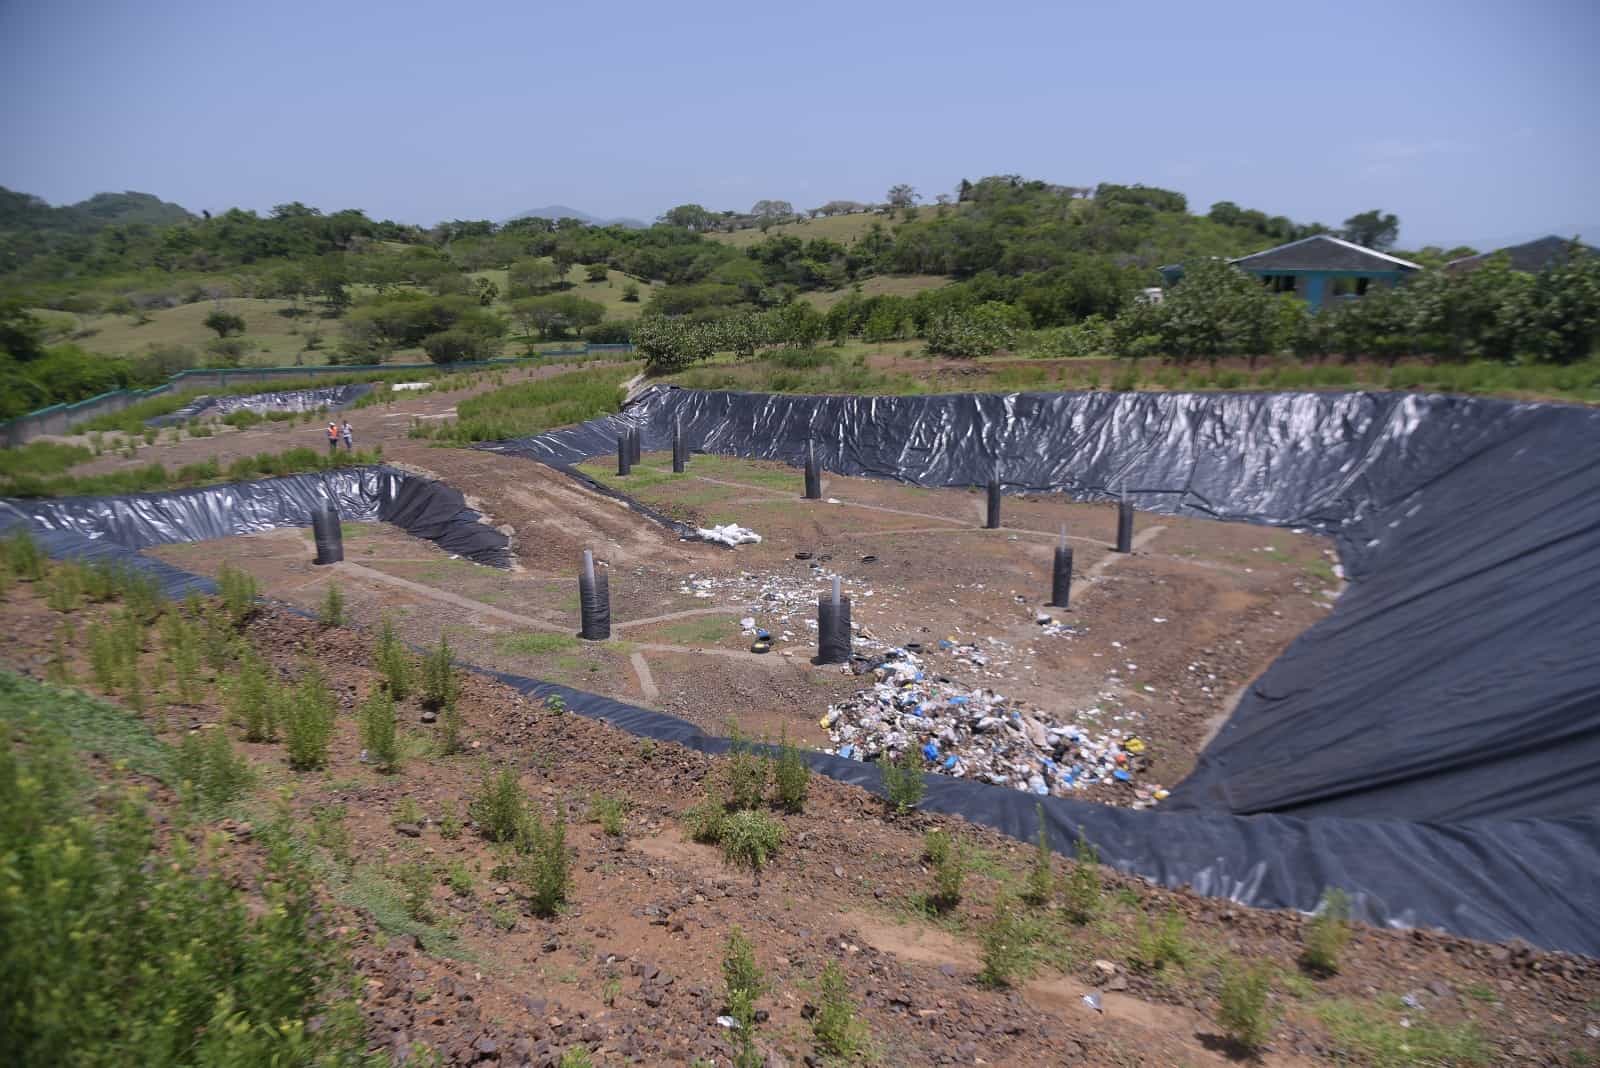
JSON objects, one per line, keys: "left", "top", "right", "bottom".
{"left": 510, "top": 294, "right": 605, "bottom": 340}
{"left": 660, "top": 204, "right": 714, "bottom": 231}
{"left": 887, "top": 184, "right": 920, "bottom": 210}
{"left": 1342, "top": 210, "right": 1400, "bottom": 251}
{"left": 0, "top": 299, "right": 47, "bottom": 361}
{"left": 633, "top": 315, "right": 715, "bottom": 374}
{"left": 471, "top": 277, "right": 499, "bottom": 306}
{"left": 507, "top": 258, "right": 560, "bottom": 298}
{"left": 584, "top": 262, "right": 609, "bottom": 282}
{"left": 203, "top": 309, "right": 246, "bottom": 338}
{"left": 621, "top": 281, "right": 641, "bottom": 302}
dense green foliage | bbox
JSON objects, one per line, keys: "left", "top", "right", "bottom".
{"left": 417, "top": 365, "right": 629, "bottom": 443}
{"left": 0, "top": 669, "right": 369, "bottom": 1065}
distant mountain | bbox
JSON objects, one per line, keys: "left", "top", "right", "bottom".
{"left": 0, "top": 187, "right": 194, "bottom": 234}
{"left": 503, "top": 204, "right": 648, "bottom": 229}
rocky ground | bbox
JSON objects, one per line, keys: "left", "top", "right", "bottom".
{"left": 3, "top": 579, "right": 1596, "bottom": 1067}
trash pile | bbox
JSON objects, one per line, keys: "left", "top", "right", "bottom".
{"left": 821, "top": 644, "right": 1168, "bottom": 807}
{"left": 695, "top": 524, "right": 762, "bottom": 547}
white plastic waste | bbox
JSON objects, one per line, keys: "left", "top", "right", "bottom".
{"left": 696, "top": 524, "right": 763, "bottom": 547}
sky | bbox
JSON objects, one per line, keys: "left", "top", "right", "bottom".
{"left": 1, "top": 0, "right": 1596, "bottom": 249}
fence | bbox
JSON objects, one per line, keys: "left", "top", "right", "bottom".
{"left": 0, "top": 344, "right": 635, "bottom": 446}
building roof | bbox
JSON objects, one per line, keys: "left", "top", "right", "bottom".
{"left": 1446, "top": 235, "right": 1598, "bottom": 274}
{"left": 1229, "top": 234, "right": 1422, "bottom": 274}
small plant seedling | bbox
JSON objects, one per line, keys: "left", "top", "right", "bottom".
{"left": 375, "top": 618, "right": 413, "bottom": 699}
{"left": 588, "top": 793, "right": 626, "bottom": 837}
{"left": 879, "top": 747, "right": 926, "bottom": 813}
{"left": 923, "top": 829, "right": 966, "bottom": 912}
{"left": 978, "top": 892, "right": 1035, "bottom": 988}
{"left": 1217, "top": 962, "right": 1278, "bottom": 1052}
{"left": 723, "top": 729, "right": 768, "bottom": 810}
{"left": 683, "top": 791, "right": 727, "bottom": 844}
{"left": 319, "top": 583, "right": 345, "bottom": 627}
{"left": 772, "top": 729, "right": 810, "bottom": 814}
{"left": 544, "top": 693, "right": 567, "bottom": 715}
{"left": 1131, "top": 909, "right": 1192, "bottom": 974}
{"left": 437, "top": 801, "right": 462, "bottom": 840}
{"left": 517, "top": 809, "right": 570, "bottom": 917}
{"left": 360, "top": 688, "right": 402, "bottom": 773}
{"left": 811, "top": 961, "right": 868, "bottom": 1059}
{"left": 1022, "top": 805, "right": 1054, "bottom": 907}
{"left": 719, "top": 810, "right": 783, "bottom": 878}
{"left": 1061, "top": 831, "right": 1101, "bottom": 925}
{"left": 469, "top": 766, "right": 526, "bottom": 843}
{"left": 393, "top": 797, "right": 424, "bottom": 828}
{"left": 1300, "top": 887, "right": 1351, "bottom": 976}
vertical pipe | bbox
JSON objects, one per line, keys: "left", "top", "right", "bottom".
{"left": 617, "top": 432, "right": 631, "bottom": 476}
{"left": 1116, "top": 490, "right": 1135, "bottom": 554}
{"left": 578, "top": 550, "right": 610, "bottom": 641}
{"left": 311, "top": 502, "right": 344, "bottom": 565}
{"left": 630, "top": 425, "right": 641, "bottom": 464}
{"left": 985, "top": 476, "right": 1002, "bottom": 530}
{"left": 818, "top": 584, "right": 851, "bottom": 664}
{"left": 1050, "top": 525, "right": 1073, "bottom": 608}
{"left": 672, "top": 417, "right": 685, "bottom": 473}
{"left": 804, "top": 439, "right": 822, "bottom": 499}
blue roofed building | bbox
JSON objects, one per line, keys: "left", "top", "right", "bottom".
{"left": 1159, "top": 234, "right": 1422, "bottom": 311}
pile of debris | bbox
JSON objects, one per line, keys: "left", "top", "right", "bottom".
{"left": 821, "top": 645, "right": 1167, "bottom": 807}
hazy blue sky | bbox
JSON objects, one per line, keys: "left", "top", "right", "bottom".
{"left": 2, "top": 0, "right": 1595, "bottom": 248}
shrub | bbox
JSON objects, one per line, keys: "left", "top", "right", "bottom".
{"left": 1300, "top": 888, "right": 1351, "bottom": 976}
{"left": 437, "top": 692, "right": 465, "bottom": 755}
{"left": 683, "top": 791, "right": 727, "bottom": 844}
{"left": 588, "top": 792, "right": 626, "bottom": 837}
{"left": 1217, "top": 962, "right": 1277, "bottom": 1052}
{"left": 879, "top": 747, "right": 926, "bottom": 813}
{"left": 4, "top": 529, "right": 45, "bottom": 581}
{"left": 421, "top": 634, "right": 460, "bottom": 710}
{"left": 719, "top": 809, "right": 783, "bottom": 877}
{"left": 228, "top": 649, "right": 277, "bottom": 742}
{"left": 517, "top": 809, "right": 570, "bottom": 917}
{"left": 469, "top": 766, "right": 526, "bottom": 843}
{"left": 1061, "top": 831, "right": 1101, "bottom": 924}
{"left": 175, "top": 728, "right": 253, "bottom": 810}
{"left": 1131, "top": 909, "right": 1192, "bottom": 974}
{"left": 375, "top": 618, "right": 413, "bottom": 699}
{"left": 359, "top": 689, "right": 401, "bottom": 773}
{"left": 397, "top": 861, "right": 434, "bottom": 923}
{"left": 319, "top": 584, "right": 345, "bottom": 627}
{"left": 1022, "top": 808, "right": 1055, "bottom": 907}
{"left": 772, "top": 729, "right": 809, "bottom": 814}
{"left": 923, "top": 829, "right": 966, "bottom": 911}
{"left": 811, "top": 960, "right": 867, "bottom": 1059}
{"left": 283, "top": 663, "right": 335, "bottom": 770}
{"left": 160, "top": 612, "right": 203, "bottom": 705}
{"left": 722, "top": 928, "right": 766, "bottom": 1068}
{"left": 437, "top": 801, "right": 462, "bottom": 840}
{"left": 978, "top": 892, "right": 1035, "bottom": 988}
{"left": 217, "top": 564, "right": 258, "bottom": 629}
{"left": 723, "top": 730, "right": 768, "bottom": 811}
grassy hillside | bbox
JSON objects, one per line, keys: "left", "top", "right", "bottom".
{"left": 800, "top": 273, "right": 953, "bottom": 310}
{"left": 706, "top": 206, "right": 953, "bottom": 248}
{"left": 67, "top": 298, "right": 352, "bottom": 366}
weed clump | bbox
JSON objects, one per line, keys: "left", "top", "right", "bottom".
{"left": 719, "top": 809, "right": 783, "bottom": 877}
{"left": 469, "top": 766, "right": 526, "bottom": 843}
{"left": 879, "top": 747, "right": 925, "bottom": 813}
{"left": 1217, "top": 961, "right": 1277, "bottom": 1052}
{"left": 319, "top": 583, "right": 344, "bottom": 627}
{"left": 923, "top": 829, "right": 966, "bottom": 912}
{"left": 724, "top": 729, "right": 769, "bottom": 811}
{"left": 683, "top": 791, "right": 727, "bottom": 844}
{"left": 374, "top": 618, "right": 412, "bottom": 700}
{"left": 1021, "top": 805, "right": 1054, "bottom": 907}
{"left": 1061, "top": 831, "right": 1101, "bottom": 925}
{"left": 978, "top": 892, "right": 1035, "bottom": 988}
{"left": 517, "top": 809, "right": 570, "bottom": 917}
{"left": 811, "top": 961, "right": 868, "bottom": 1059}
{"left": 216, "top": 563, "right": 258, "bottom": 629}
{"left": 1300, "top": 888, "right": 1351, "bottom": 976}
{"left": 588, "top": 792, "right": 627, "bottom": 837}
{"left": 4, "top": 528, "right": 45, "bottom": 580}
{"left": 175, "top": 727, "right": 253, "bottom": 810}
{"left": 283, "top": 662, "right": 336, "bottom": 770}
{"left": 359, "top": 688, "right": 401, "bottom": 773}
{"left": 1131, "top": 909, "right": 1193, "bottom": 974}
{"left": 772, "top": 729, "right": 810, "bottom": 814}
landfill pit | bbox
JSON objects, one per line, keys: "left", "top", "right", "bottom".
{"left": 150, "top": 451, "right": 1342, "bottom": 808}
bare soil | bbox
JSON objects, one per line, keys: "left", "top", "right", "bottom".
{"left": 3, "top": 583, "right": 1596, "bottom": 1067}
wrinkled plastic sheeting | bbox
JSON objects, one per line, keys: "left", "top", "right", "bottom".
{"left": 6, "top": 466, "right": 510, "bottom": 567}
{"left": 0, "top": 503, "right": 218, "bottom": 599}
{"left": 147, "top": 384, "right": 373, "bottom": 426}
{"left": 481, "top": 386, "right": 1600, "bottom": 954}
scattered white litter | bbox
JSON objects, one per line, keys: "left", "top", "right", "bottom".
{"left": 389, "top": 381, "right": 433, "bottom": 392}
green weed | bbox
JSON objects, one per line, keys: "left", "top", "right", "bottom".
{"left": 719, "top": 809, "right": 783, "bottom": 878}
{"left": 1022, "top": 807, "right": 1054, "bottom": 907}
{"left": 1301, "top": 887, "right": 1352, "bottom": 976}
{"left": 772, "top": 729, "right": 810, "bottom": 814}
{"left": 978, "top": 892, "right": 1036, "bottom": 988}
{"left": 319, "top": 583, "right": 345, "bottom": 627}
{"left": 283, "top": 661, "right": 335, "bottom": 771}
{"left": 588, "top": 792, "right": 627, "bottom": 837}
{"left": 359, "top": 688, "right": 401, "bottom": 773}
{"left": 879, "top": 747, "right": 926, "bottom": 813}
{"left": 811, "top": 960, "right": 868, "bottom": 1060}
{"left": 1217, "top": 961, "right": 1277, "bottom": 1052}
{"left": 375, "top": 617, "right": 413, "bottom": 699}
{"left": 517, "top": 808, "right": 570, "bottom": 917}
{"left": 469, "top": 766, "right": 526, "bottom": 843}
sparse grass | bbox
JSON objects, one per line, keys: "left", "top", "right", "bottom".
{"left": 497, "top": 631, "right": 580, "bottom": 655}
{"left": 1316, "top": 999, "right": 1491, "bottom": 1067}
{"left": 1301, "top": 887, "right": 1352, "bottom": 976}
{"left": 588, "top": 792, "right": 627, "bottom": 837}
{"left": 879, "top": 747, "right": 926, "bottom": 813}
{"left": 1217, "top": 961, "right": 1277, "bottom": 1052}
{"left": 658, "top": 615, "right": 736, "bottom": 645}
{"left": 422, "top": 365, "right": 632, "bottom": 444}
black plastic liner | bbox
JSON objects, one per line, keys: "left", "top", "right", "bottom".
{"left": 5, "top": 466, "right": 510, "bottom": 567}
{"left": 148, "top": 384, "right": 374, "bottom": 427}
{"left": 479, "top": 386, "right": 1600, "bottom": 956}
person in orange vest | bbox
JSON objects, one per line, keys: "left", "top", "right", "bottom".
{"left": 326, "top": 421, "right": 339, "bottom": 454}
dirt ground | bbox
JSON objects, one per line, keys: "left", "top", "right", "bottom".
{"left": 3, "top": 581, "right": 1596, "bottom": 1068}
